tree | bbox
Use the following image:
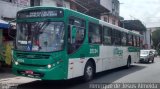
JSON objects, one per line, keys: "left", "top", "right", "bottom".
{"left": 152, "top": 28, "right": 160, "bottom": 51}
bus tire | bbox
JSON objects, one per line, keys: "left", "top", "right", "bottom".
{"left": 125, "top": 57, "right": 131, "bottom": 68}
{"left": 83, "top": 61, "right": 94, "bottom": 81}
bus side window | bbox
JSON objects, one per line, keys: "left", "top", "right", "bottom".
{"left": 89, "top": 23, "right": 102, "bottom": 44}
{"left": 103, "top": 26, "right": 112, "bottom": 45}
{"left": 132, "top": 35, "right": 136, "bottom": 47}
{"left": 112, "top": 30, "right": 121, "bottom": 46}
{"left": 126, "top": 33, "right": 129, "bottom": 46}
{"left": 137, "top": 36, "right": 140, "bottom": 47}
{"left": 111, "top": 29, "right": 115, "bottom": 45}
{"left": 136, "top": 36, "right": 138, "bottom": 47}
{"left": 127, "top": 34, "right": 132, "bottom": 46}
{"left": 116, "top": 30, "right": 121, "bottom": 46}
{"left": 134, "top": 36, "right": 137, "bottom": 47}
{"left": 122, "top": 32, "right": 127, "bottom": 46}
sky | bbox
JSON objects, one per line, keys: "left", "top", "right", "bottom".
{"left": 119, "top": 0, "right": 160, "bottom": 28}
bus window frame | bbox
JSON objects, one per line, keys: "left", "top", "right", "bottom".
{"left": 15, "top": 21, "right": 66, "bottom": 53}
{"left": 111, "top": 29, "right": 122, "bottom": 46}
{"left": 67, "top": 16, "right": 86, "bottom": 54}
{"left": 127, "top": 34, "right": 133, "bottom": 46}
{"left": 88, "top": 22, "right": 102, "bottom": 45}
{"left": 121, "top": 32, "right": 127, "bottom": 46}
{"left": 102, "top": 26, "right": 112, "bottom": 46}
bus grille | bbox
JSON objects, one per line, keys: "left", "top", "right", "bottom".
{"left": 17, "top": 70, "right": 44, "bottom": 78}
{"left": 16, "top": 53, "right": 50, "bottom": 59}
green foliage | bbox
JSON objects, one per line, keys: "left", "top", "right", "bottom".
{"left": 152, "top": 28, "right": 160, "bottom": 50}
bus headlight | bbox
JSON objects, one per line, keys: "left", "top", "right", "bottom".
{"left": 47, "top": 64, "right": 52, "bottom": 69}
{"left": 15, "top": 61, "right": 19, "bottom": 65}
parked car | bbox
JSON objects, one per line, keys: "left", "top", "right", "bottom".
{"left": 140, "top": 50, "right": 154, "bottom": 63}
{"left": 150, "top": 49, "right": 158, "bottom": 57}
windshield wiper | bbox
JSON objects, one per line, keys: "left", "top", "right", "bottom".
{"left": 34, "top": 19, "right": 50, "bottom": 34}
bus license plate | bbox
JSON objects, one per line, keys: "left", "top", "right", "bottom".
{"left": 25, "top": 70, "right": 33, "bottom": 75}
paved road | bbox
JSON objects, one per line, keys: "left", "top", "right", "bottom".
{"left": 0, "top": 57, "right": 160, "bottom": 89}
{"left": 0, "top": 67, "right": 16, "bottom": 79}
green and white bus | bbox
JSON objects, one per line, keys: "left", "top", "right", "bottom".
{"left": 12, "top": 6, "right": 142, "bottom": 81}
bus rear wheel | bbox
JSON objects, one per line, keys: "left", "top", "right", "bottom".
{"left": 83, "top": 61, "right": 94, "bottom": 81}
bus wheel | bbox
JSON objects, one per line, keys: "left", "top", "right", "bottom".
{"left": 83, "top": 61, "right": 94, "bottom": 81}
{"left": 126, "top": 58, "right": 131, "bottom": 68}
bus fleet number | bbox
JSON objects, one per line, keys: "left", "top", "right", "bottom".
{"left": 90, "top": 49, "right": 98, "bottom": 54}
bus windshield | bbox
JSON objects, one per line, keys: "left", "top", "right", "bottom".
{"left": 16, "top": 21, "right": 65, "bottom": 52}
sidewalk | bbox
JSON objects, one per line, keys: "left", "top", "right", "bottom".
{"left": 0, "top": 67, "right": 39, "bottom": 89}
{"left": 0, "top": 77, "right": 39, "bottom": 84}
{"left": 0, "top": 67, "right": 15, "bottom": 80}
{"left": 0, "top": 76, "right": 39, "bottom": 89}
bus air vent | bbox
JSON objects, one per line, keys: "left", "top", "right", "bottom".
{"left": 16, "top": 53, "right": 50, "bottom": 59}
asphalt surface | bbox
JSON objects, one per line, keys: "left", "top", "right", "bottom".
{"left": 0, "top": 57, "right": 160, "bottom": 89}
{"left": 0, "top": 67, "right": 16, "bottom": 79}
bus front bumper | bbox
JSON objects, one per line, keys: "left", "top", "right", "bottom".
{"left": 12, "top": 64, "right": 67, "bottom": 80}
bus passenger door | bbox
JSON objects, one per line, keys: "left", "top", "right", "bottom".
{"left": 67, "top": 25, "right": 85, "bottom": 55}
{"left": 67, "top": 18, "right": 86, "bottom": 78}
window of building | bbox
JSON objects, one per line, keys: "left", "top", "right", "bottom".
{"left": 104, "top": 17, "right": 108, "bottom": 22}
{"left": 89, "top": 23, "right": 102, "bottom": 44}
{"left": 70, "top": 3, "right": 77, "bottom": 11}
{"left": 56, "top": 0, "right": 64, "bottom": 7}
{"left": 30, "top": 0, "right": 40, "bottom": 6}
{"left": 112, "top": 19, "right": 116, "bottom": 25}
{"left": 103, "top": 26, "right": 112, "bottom": 45}
{"left": 1, "top": 0, "right": 12, "bottom": 2}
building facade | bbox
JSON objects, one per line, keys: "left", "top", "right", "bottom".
{"left": 0, "top": 0, "right": 29, "bottom": 20}
{"left": 100, "top": 0, "right": 120, "bottom": 26}
{"left": 145, "top": 27, "right": 160, "bottom": 49}
{"left": 0, "top": 0, "right": 120, "bottom": 26}
{"left": 143, "top": 29, "right": 152, "bottom": 49}
{"left": 0, "top": 0, "right": 71, "bottom": 20}
{"left": 66, "top": 0, "right": 110, "bottom": 19}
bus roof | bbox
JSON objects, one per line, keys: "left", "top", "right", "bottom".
{"left": 18, "top": 6, "right": 142, "bottom": 36}
{"left": 17, "top": 6, "right": 66, "bottom": 12}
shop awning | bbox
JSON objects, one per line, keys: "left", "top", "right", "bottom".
{"left": 0, "top": 19, "right": 10, "bottom": 29}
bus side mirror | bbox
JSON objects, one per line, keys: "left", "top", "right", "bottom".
{"left": 8, "top": 20, "right": 16, "bottom": 39}
{"left": 69, "top": 25, "right": 77, "bottom": 44}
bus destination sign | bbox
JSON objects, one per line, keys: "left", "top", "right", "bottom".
{"left": 17, "top": 9, "right": 63, "bottom": 18}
